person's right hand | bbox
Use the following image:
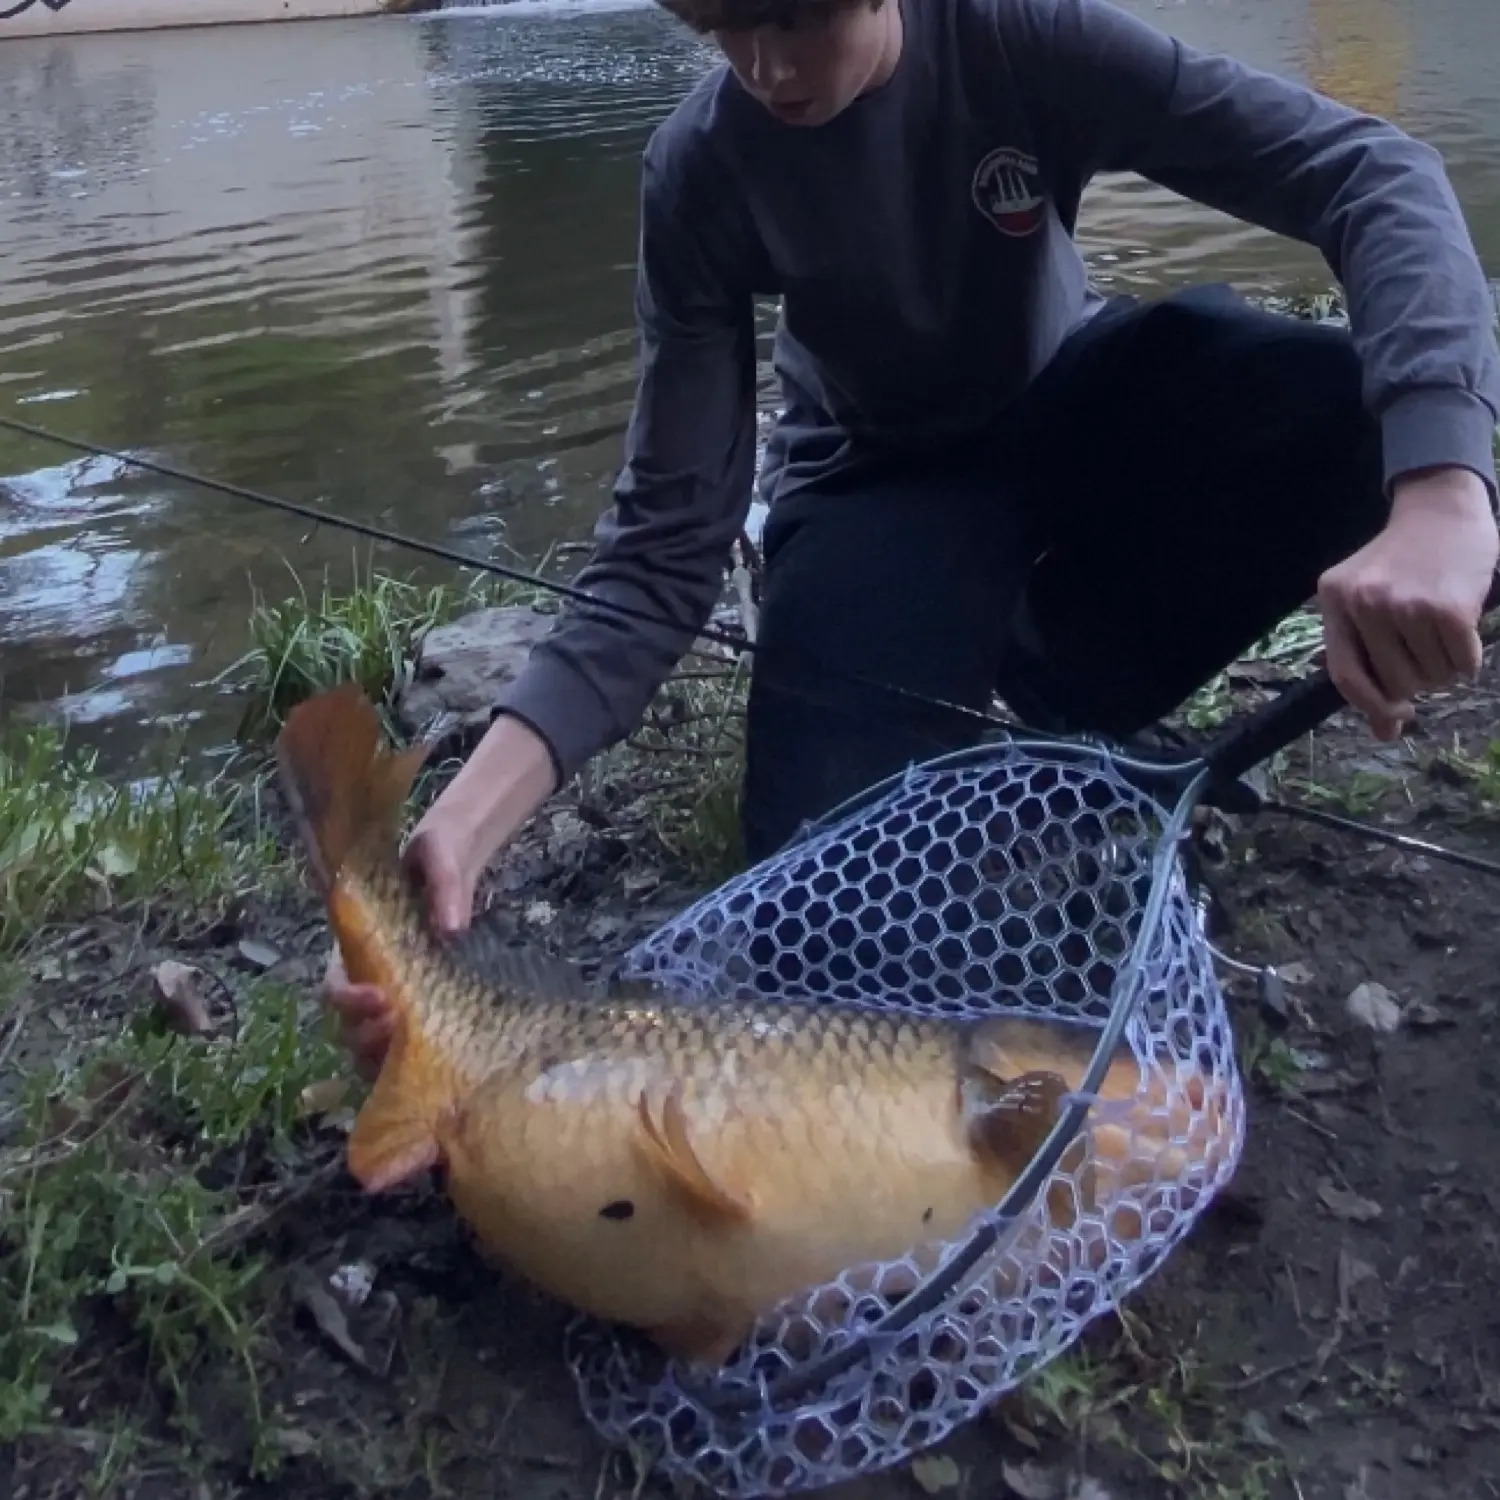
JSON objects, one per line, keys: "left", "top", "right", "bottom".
{"left": 318, "top": 709, "right": 562, "bottom": 1081}
{"left": 321, "top": 819, "right": 479, "bottom": 1081}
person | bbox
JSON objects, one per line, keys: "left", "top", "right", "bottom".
{"left": 326, "top": 0, "right": 1500, "bottom": 1080}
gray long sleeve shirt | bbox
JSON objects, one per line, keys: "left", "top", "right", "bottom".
{"left": 496, "top": 0, "right": 1500, "bottom": 785}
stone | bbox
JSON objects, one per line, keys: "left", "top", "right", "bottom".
{"left": 395, "top": 605, "right": 556, "bottom": 742}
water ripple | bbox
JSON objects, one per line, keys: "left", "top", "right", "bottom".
{"left": 0, "top": 0, "right": 1493, "bottom": 763}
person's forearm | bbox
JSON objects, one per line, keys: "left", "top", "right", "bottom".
{"left": 490, "top": 132, "right": 759, "bottom": 785}
{"left": 418, "top": 712, "right": 559, "bottom": 884}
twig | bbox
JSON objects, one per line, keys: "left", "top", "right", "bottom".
{"left": 1303, "top": 1247, "right": 1359, "bottom": 1393}
{"left": 0, "top": 986, "right": 37, "bottom": 1077}
{"left": 1218, "top": 1334, "right": 1382, "bottom": 1392}
{"left": 1282, "top": 1258, "right": 1308, "bottom": 1336}
{"left": 1283, "top": 1105, "right": 1338, "bottom": 1142}
{"left": 198, "top": 1156, "right": 345, "bottom": 1259}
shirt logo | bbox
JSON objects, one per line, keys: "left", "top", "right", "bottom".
{"left": 972, "top": 146, "right": 1046, "bottom": 238}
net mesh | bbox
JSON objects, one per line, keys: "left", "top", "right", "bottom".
{"left": 565, "top": 742, "right": 1246, "bottom": 1497}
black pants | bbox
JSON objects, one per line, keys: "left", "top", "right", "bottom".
{"left": 741, "top": 285, "right": 1389, "bottom": 864}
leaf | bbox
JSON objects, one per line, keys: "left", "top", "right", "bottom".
{"left": 299, "top": 1077, "right": 352, "bottom": 1118}
{"left": 237, "top": 938, "right": 282, "bottom": 970}
{"left": 32, "top": 1321, "right": 78, "bottom": 1346}
{"left": 1069, "top": 1483, "right": 1115, "bottom": 1500}
{"left": 910, "top": 1456, "right": 963, "bottom": 1494}
{"left": 1346, "top": 981, "right": 1402, "bottom": 1033}
{"left": 151, "top": 960, "right": 212, "bottom": 1036}
{"left": 1001, "top": 1459, "right": 1062, "bottom": 1499}
{"left": 1318, "top": 1180, "right": 1383, "bottom": 1223}
{"left": 295, "top": 1281, "right": 373, "bottom": 1372}
{"left": 93, "top": 842, "right": 139, "bottom": 879}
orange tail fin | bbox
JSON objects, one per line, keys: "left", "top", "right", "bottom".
{"left": 273, "top": 681, "right": 428, "bottom": 897}
{"left": 275, "top": 684, "right": 446, "bottom": 1193}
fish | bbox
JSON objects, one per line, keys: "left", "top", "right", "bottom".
{"left": 275, "top": 683, "right": 1231, "bottom": 1370}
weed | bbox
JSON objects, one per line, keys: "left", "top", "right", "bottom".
{"left": 0, "top": 979, "right": 346, "bottom": 1466}
{"left": 225, "top": 552, "right": 553, "bottom": 742}
{"left": 1429, "top": 735, "right": 1500, "bottom": 813}
{"left": 1178, "top": 609, "right": 1325, "bottom": 733}
{"left": 0, "top": 718, "right": 270, "bottom": 956}
{"left": 590, "top": 658, "right": 751, "bottom": 884}
{"left": 1235, "top": 1011, "right": 1309, "bottom": 1095}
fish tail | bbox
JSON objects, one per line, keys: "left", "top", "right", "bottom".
{"left": 275, "top": 684, "right": 449, "bottom": 1193}
{"left": 273, "top": 681, "right": 428, "bottom": 899}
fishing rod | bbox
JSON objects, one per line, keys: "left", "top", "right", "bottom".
{"left": 5, "top": 411, "right": 1500, "bottom": 882}
{"left": 0, "top": 413, "right": 1016, "bottom": 744}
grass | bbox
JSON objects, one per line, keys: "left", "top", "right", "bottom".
{"left": 1002, "top": 1315, "right": 1294, "bottom": 1499}
{"left": 0, "top": 679, "right": 345, "bottom": 1481}
{"left": 0, "top": 977, "right": 346, "bottom": 1471}
{"left": 0, "top": 718, "right": 274, "bottom": 958}
{"left": 598, "top": 655, "right": 751, "bottom": 884}
{"left": 225, "top": 552, "right": 554, "bottom": 743}
{"left": 1175, "top": 607, "right": 1326, "bottom": 735}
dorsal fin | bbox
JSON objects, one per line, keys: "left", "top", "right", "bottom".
{"left": 438, "top": 911, "right": 596, "bottom": 1003}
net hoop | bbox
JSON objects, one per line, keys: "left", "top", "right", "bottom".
{"left": 565, "top": 737, "right": 1246, "bottom": 1497}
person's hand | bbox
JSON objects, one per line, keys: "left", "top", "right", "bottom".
{"left": 1317, "top": 466, "right": 1498, "bottom": 741}
{"left": 320, "top": 710, "right": 561, "bottom": 1080}
{"left": 321, "top": 815, "right": 479, "bottom": 1081}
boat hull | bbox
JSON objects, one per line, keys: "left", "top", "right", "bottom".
{"left": 0, "top": 0, "right": 434, "bottom": 38}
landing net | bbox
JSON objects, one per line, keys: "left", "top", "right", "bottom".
{"left": 564, "top": 738, "right": 1246, "bottom": 1496}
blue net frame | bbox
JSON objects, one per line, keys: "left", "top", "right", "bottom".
{"left": 564, "top": 737, "right": 1246, "bottom": 1497}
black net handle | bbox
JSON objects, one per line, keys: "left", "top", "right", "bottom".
{"left": 1203, "top": 575, "right": 1500, "bottom": 789}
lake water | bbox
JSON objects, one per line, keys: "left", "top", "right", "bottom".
{"left": 0, "top": 0, "right": 1496, "bottom": 764}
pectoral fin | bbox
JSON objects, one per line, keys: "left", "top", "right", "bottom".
{"left": 346, "top": 1015, "right": 451, "bottom": 1193}
{"left": 963, "top": 1068, "right": 1071, "bottom": 1174}
{"left": 633, "top": 1085, "right": 753, "bottom": 1227}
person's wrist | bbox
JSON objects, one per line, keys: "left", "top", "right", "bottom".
{"left": 417, "top": 712, "right": 559, "bottom": 879}
{"left": 1390, "top": 464, "right": 1497, "bottom": 526}
{"left": 413, "top": 793, "right": 488, "bottom": 886}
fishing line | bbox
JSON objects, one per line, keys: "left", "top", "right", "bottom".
{"left": 5, "top": 411, "right": 1500, "bottom": 887}
{"left": 0, "top": 413, "right": 1018, "bottom": 749}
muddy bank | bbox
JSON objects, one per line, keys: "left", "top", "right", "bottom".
{"left": 4, "top": 580, "right": 1500, "bottom": 1500}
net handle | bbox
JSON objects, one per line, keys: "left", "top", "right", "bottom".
{"left": 1202, "top": 573, "right": 1500, "bottom": 789}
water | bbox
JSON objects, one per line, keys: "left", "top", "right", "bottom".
{"left": 0, "top": 0, "right": 1495, "bottom": 765}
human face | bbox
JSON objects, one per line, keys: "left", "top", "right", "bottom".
{"left": 713, "top": 1, "right": 903, "bottom": 128}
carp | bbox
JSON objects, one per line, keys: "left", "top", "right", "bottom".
{"left": 276, "top": 683, "right": 1228, "bottom": 1368}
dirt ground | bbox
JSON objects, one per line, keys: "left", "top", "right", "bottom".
{"left": 4, "top": 653, "right": 1500, "bottom": 1500}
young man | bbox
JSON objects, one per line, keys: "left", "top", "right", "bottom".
{"left": 327, "top": 0, "right": 1499, "bottom": 1076}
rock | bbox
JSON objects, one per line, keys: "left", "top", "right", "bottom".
{"left": 395, "top": 606, "right": 556, "bottom": 742}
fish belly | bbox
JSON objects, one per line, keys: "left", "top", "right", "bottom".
{"left": 438, "top": 1047, "right": 1011, "bottom": 1366}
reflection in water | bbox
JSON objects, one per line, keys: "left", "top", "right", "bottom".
{"left": 1306, "top": 0, "right": 1409, "bottom": 120}
{"left": 0, "top": 0, "right": 1495, "bottom": 767}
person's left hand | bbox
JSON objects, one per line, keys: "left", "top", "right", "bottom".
{"left": 1318, "top": 465, "right": 1498, "bottom": 741}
